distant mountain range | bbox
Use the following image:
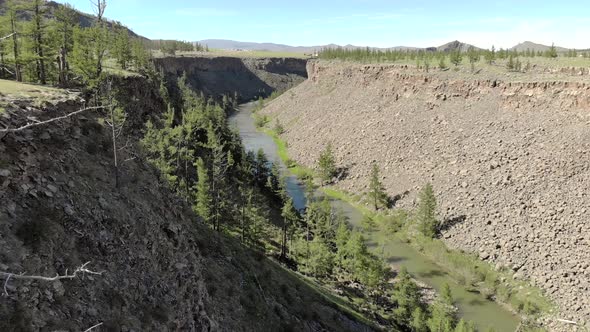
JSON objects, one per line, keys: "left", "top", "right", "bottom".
{"left": 510, "top": 41, "right": 569, "bottom": 53}
{"left": 200, "top": 39, "right": 582, "bottom": 53}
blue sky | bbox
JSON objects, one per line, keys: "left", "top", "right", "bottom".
{"left": 56, "top": 0, "right": 590, "bottom": 49}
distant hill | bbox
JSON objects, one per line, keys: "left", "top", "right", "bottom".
{"left": 199, "top": 39, "right": 480, "bottom": 53}
{"left": 437, "top": 40, "right": 481, "bottom": 52}
{"left": 199, "top": 39, "right": 323, "bottom": 54}
{"left": 511, "top": 41, "right": 569, "bottom": 52}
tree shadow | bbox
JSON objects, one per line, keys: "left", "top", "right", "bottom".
{"left": 334, "top": 163, "right": 354, "bottom": 182}
{"left": 386, "top": 190, "right": 410, "bottom": 209}
{"left": 386, "top": 256, "right": 406, "bottom": 264}
{"left": 418, "top": 269, "right": 447, "bottom": 278}
{"left": 438, "top": 215, "right": 467, "bottom": 233}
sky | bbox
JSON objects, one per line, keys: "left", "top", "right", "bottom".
{"left": 55, "top": 0, "right": 590, "bottom": 49}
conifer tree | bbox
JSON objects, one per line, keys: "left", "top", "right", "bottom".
{"left": 27, "top": 0, "right": 48, "bottom": 84}
{"left": 411, "top": 307, "right": 429, "bottom": 332}
{"left": 427, "top": 283, "right": 457, "bottom": 332}
{"left": 54, "top": 3, "right": 76, "bottom": 86}
{"left": 438, "top": 55, "right": 447, "bottom": 70}
{"left": 392, "top": 267, "right": 423, "bottom": 326}
{"left": 450, "top": 50, "right": 463, "bottom": 66}
{"left": 417, "top": 183, "right": 438, "bottom": 238}
{"left": 318, "top": 143, "right": 336, "bottom": 184}
{"left": 112, "top": 26, "right": 132, "bottom": 70}
{"left": 195, "top": 157, "right": 212, "bottom": 224}
{"left": 5, "top": 1, "right": 22, "bottom": 81}
{"left": 368, "top": 162, "right": 388, "bottom": 210}
{"left": 281, "top": 197, "right": 298, "bottom": 259}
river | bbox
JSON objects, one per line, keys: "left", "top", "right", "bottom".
{"left": 229, "top": 102, "right": 520, "bottom": 331}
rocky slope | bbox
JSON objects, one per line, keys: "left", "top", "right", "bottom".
{"left": 261, "top": 61, "right": 590, "bottom": 329}
{"left": 154, "top": 56, "right": 307, "bottom": 101}
{"left": 0, "top": 78, "right": 372, "bottom": 331}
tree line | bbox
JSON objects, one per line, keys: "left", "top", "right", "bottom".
{"left": 318, "top": 43, "right": 584, "bottom": 64}
{"left": 145, "top": 39, "right": 209, "bottom": 56}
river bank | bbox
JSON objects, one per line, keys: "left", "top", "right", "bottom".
{"left": 230, "top": 101, "right": 524, "bottom": 331}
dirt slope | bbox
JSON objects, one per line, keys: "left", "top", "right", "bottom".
{"left": 262, "top": 61, "right": 590, "bottom": 329}
{"left": 0, "top": 78, "right": 372, "bottom": 332}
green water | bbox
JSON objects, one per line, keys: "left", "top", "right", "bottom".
{"left": 230, "top": 102, "right": 520, "bottom": 331}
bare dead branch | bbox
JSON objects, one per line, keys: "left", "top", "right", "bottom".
{"left": 0, "top": 32, "right": 16, "bottom": 41}
{"left": 1, "top": 262, "right": 105, "bottom": 296}
{"left": 83, "top": 322, "right": 104, "bottom": 332}
{"left": 0, "top": 106, "right": 111, "bottom": 133}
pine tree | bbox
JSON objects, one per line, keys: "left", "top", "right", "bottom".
{"left": 335, "top": 220, "right": 351, "bottom": 266}
{"left": 72, "top": 25, "right": 109, "bottom": 87}
{"left": 112, "top": 26, "right": 132, "bottom": 70}
{"left": 450, "top": 50, "right": 463, "bottom": 66}
{"left": 507, "top": 55, "right": 515, "bottom": 71}
{"left": 368, "top": 162, "right": 388, "bottom": 210}
{"left": 318, "top": 143, "right": 336, "bottom": 184}
{"left": 392, "top": 267, "right": 423, "bottom": 326}
{"left": 307, "top": 237, "right": 334, "bottom": 277}
{"left": 438, "top": 55, "right": 447, "bottom": 70}
{"left": 281, "top": 197, "right": 298, "bottom": 259}
{"left": 195, "top": 157, "right": 212, "bottom": 224}
{"left": 5, "top": 1, "right": 22, "bottom": 81}
{"left": 427, "top": 284, "right": 457, "bottom": 332}
{"left": 411, "top": 307, "right": 429, "bottom": 332}
{"left": 54, "top": 3, "right": 76, "bottom": 86}
{"left": 27, "top": 0, "right": 48, "bottom": 84}
{"left": 417, "top": 183, "right": 438, "bottom": 238}
{"left": 467, "top": 47, "right": 479, "bottom": 72}
{"left": 255, "top": 148, "right": 269, "bottom": 186}
{"left": 454, "top": 319, "right": 476, "bottom": 332}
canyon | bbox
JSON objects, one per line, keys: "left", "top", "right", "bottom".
{"left": 261, "top": 60, "right": 590, "bottom": 330}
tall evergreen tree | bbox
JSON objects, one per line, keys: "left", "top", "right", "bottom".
{"left": 195, "top": 157, "right": 212, "bottom": 224}
{"left": 5, "top": 1, "right": 22, "bottom": 81}
{"left": 54, "top": 3, "right": 76, "bottom": 86}
{"left": 392, "top": 267, "right": 423, "bottom": 326}
{"left": 27, "top": 0, "right": 48, "bottom": 84}
{"left": 368, "top": 162, "right": 388, "bottom": 210}
{"left": 417, "top": 183, "right": 438, "bottom": 238}
{"left": 318, "top": 143, "right": 336, "bottom": 184}
{"left": 280, "top": 197, "right": 298, "bottom": 259}
{"left": 112, "top": 26, "right": 132, "bottom": 70}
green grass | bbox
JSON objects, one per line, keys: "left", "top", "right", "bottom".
{"left": 0, "top": 79, "right": 70, "bottom": 100}
{"left": 103, "top": 58, "right": 142, "bottom": 78}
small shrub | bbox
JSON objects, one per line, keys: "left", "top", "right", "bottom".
{"left": 274, "top": 120, "right": 285, "bottom": 135}
{"left": 254, "top": 115, "right": 268, "bottom": 128}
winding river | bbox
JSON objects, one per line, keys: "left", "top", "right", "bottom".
{"left": 229, "top": 102, "right": 520, "bottom": 331}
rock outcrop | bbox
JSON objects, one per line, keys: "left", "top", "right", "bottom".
{"left": 154, "top": 56, "right": 308, "bottom": 101}
{"left": 262, "top": 61, "right": 590, "bottom": 329}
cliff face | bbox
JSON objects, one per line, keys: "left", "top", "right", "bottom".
{"left": 263, "top": 61, "right": 590, "bottom": 328}
{"left": 154, "top": 56, "right": 308, "bottom": 101}
{"left": 0, "top": 77, "right": 371, "bottom": 332}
